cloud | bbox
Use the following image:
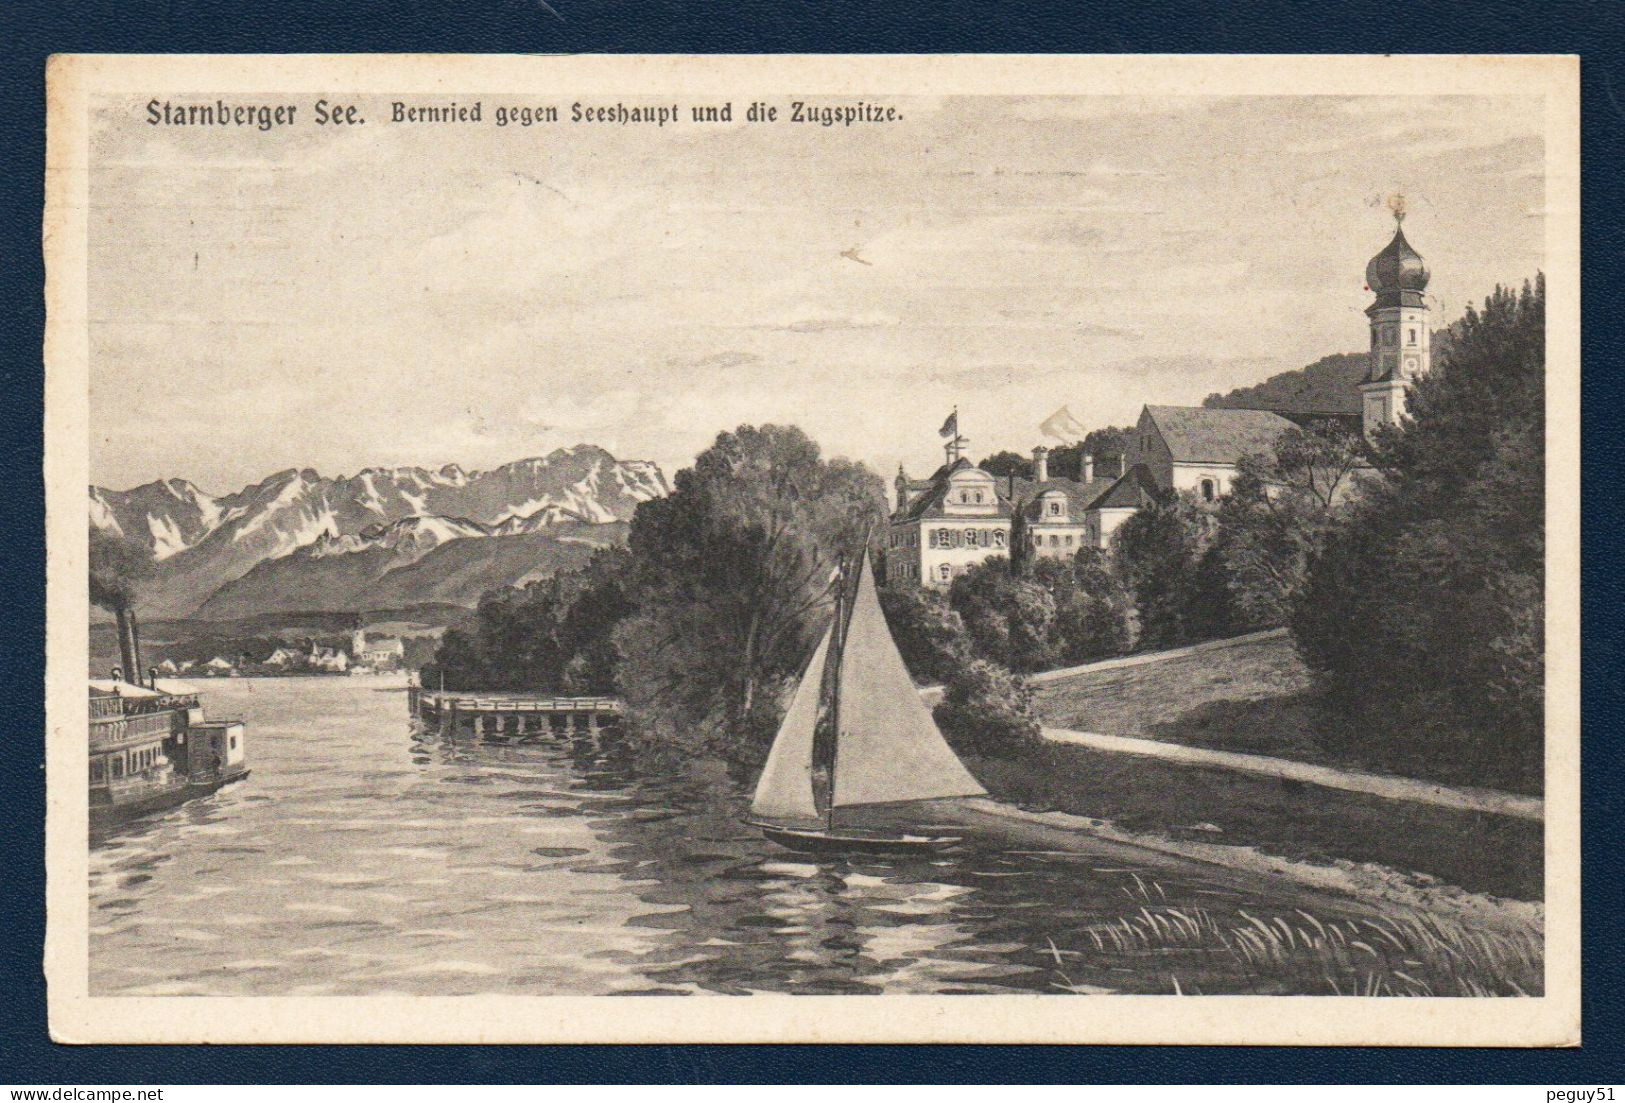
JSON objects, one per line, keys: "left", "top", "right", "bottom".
{"left": 750, "top": 305, "right": 900, "bottom": 333}
{"left": 465, "top": 407, "right": 555, "bottom": 438}
{"left": 668, "top": 350, "right": 763, "bottom": 371}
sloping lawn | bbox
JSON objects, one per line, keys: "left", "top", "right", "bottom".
{"left": 965, "top": 743, "right": 1543, "bottom": 901}
{"left": 1030, "top": 634, "right": 1537, "bottom": 794}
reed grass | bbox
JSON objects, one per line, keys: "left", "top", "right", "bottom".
{"left": 1042, "top": 879, "right": 1541, "bottom": 996}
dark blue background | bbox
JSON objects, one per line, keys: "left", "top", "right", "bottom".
{"left": 3, "top": 0, "right": 1620, "bottom": 1083}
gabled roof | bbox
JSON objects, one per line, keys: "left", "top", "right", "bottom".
{"left": 901, "top": 480, "right": 1015, "bottom": 521}
{"left": 1091, "top": 464, "right": 1162, "bottom": 510}
{"left": 1008, "top": 475, "right": 1118, "bottom": 520}
{"left": 1143, "top": 405, "right": 1298, "bottom": 464}
{"left": 895, "top": 457, "right": 1014, "bottom": 522}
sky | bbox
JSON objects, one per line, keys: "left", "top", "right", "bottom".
{"left": 88, "top": 93, "right": 1545, "bottom": 494}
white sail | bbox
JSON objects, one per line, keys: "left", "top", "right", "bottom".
{"left": 749, "top": 624, "right": 832, "bottom": 826}
{"left": 832, "top": 556, "right": 987, "bottom": 808}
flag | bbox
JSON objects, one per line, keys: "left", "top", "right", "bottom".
{"left": 938, "top": 410, "right": 958, "bottom": 439}
{"left": 1039, "top": 404, "right": 1088, "bottom": 443}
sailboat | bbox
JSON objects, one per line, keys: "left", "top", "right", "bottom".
{"left": 747, "top": 546, "right": 988, "bottom": 854}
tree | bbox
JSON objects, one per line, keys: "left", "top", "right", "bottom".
{"left": 1048, "top": 426, "right": 1132, "bottom": 481}
{"left": 1112, "top": 491, "right": 1235, "bottom": 648}
{"left": 948, "top": 558, "right": 1058, "bottom": 672}
{"left": 1292, "top": 276, "right": 1545, "bottom": 790}
{"left": 90, "top": 529, "right": 154, "bottom": 680}
{"left": 878, "top": 582, "right": 972, "bottom": 685}
{"left": 1008, "top": 499, "right": 1033, "bottom": 575}
{"left": 1217, "top": 421, "right": 1367, "bottom": 627}
{"left": 614, "top": 425, "right": 886, "bottom": 757}
{"left": 977, "top": 450, "right": 1032, "bottom": 480}
{"left": 427, "top": 546, "right": 635, "bottom": 693}
{"left": 1032, "top": 551, "right": 1135, "bottom": 663}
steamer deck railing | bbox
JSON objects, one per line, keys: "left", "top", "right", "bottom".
{"left": 408, "top": 686, "right": 624, "bottom": 738}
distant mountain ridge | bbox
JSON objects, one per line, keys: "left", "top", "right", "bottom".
{"left": 90, "top": 446, "right": 668, "bottom": 617}
{"left": 194, "top": 521, "right": 629, "bottom": 620}
{"left": 1202, "top": 353, "right": 1369, "bottom": 416}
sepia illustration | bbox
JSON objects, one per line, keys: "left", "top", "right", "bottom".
{"left": 46, "top": 55, "right": 1579, "bottom": 1044}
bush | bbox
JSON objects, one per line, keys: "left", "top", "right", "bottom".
{"left": 933, "top": 658, "right": 1042, "bottom": 758}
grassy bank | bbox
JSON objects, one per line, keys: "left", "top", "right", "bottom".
{"left": 965, "top": 740, "right": 1543, "bottom": 901}
{"left": 1030, "top": 632, "right": 1538, "bottom": 794}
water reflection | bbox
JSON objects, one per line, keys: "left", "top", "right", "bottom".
{"left": 87, "top": 678, "right": 1539, "bottom": 998}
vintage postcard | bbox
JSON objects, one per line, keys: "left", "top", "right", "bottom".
{"left": 44, "top": 54, "right": 1580, "bottom": 1044}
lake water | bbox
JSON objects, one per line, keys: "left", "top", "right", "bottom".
{"left": 88, "top": 677, "right": 1536, "bottom": 997}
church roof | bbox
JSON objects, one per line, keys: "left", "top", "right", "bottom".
{"left": 1144, "top": 406, "right": 1299, "bottom": 464}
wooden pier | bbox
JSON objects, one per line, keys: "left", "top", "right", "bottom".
{"left": 408, "top": 686, "right": 625, "bottom": 739}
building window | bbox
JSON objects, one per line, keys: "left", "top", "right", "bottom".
{"left": 1049, "top": 501, "right": 1061, "bottom": 516}
{"left": 928, "top": 529, "right": 939, "bottom": 549}
{"left": 1408, "top": 327, "right": 1417, "bottom": 345}
{"left": 993, "top": 530, "right": 1006, "bottom": 549}
{"left": 1065, "top": 534, "right": 1074, "bottom": 546}
{"left": 1201, "top": 479, "right": 1216, "bottom": 502}
{"left": 1049, "top": 535, "right": 1059, "bottom": 548}
{"left": 974, "top": 491, "right": 983, "bottom": 503}
{"left": 965, "top": 528, "right": 977, "bottom": 546}
{"left": 939, "top": 564, "right": 952, "bottom": 582}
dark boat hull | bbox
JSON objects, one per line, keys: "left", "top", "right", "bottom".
{"left": 90, "top": 767, "right": 251, "bottom": 827}
{"left": 752, "top": 822, "right": 963, "bottom": 855}
{"left": 90, "top": 781, "right": 193, "bottom": 824}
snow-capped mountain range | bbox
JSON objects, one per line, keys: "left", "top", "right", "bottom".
{"left": 90, "top": 445, "right": 668, "bottom": 617}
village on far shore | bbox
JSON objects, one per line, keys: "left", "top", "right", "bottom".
{"left": 152, "top": 626, "right": 409, "bottom": 678}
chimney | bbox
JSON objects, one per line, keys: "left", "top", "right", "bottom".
{"left": 1082, "top": 453, "right": 1094, "bottom": 483}
{"left": 1032, "top": 445, "right": 1049, "bottom": 484}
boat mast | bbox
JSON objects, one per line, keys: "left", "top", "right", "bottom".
{"left": 825, "top": 523, "right": 873, "bottom": 834}
{"left": 825, "top": 575, "right": 842, "bottom": 835}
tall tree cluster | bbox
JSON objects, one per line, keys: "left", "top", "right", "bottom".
{"left": 1293, "top": 277, "right": 1545, "bottom": 789}
{"left": 614, "top": 425, "right": 885, "bottom": 755}
{"left": 432, "top": 425, "right": 886, "bottom": 761}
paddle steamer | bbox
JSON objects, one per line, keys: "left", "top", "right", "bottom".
{"left": 89, "top": 671, "right": 249, "bottom": 826}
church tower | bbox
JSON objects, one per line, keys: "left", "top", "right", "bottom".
{"left": 1359, "top": 196, "right": 1431, "bottom": 439}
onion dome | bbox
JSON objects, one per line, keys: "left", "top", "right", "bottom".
{"left": 1365, "top": 226, "right": 1430, "bottom": 296}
